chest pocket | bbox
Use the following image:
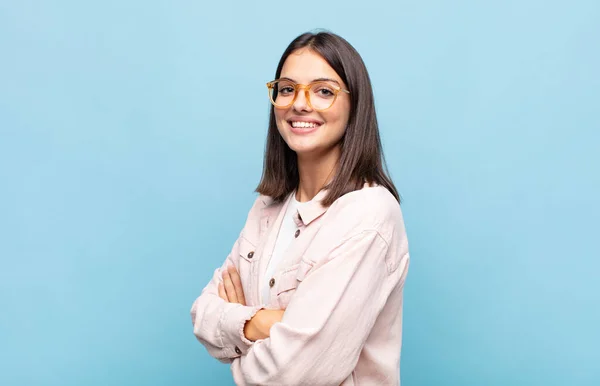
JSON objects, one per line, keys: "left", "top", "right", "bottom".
{"left": 275, "top": 258, "right": 314, "bottom": 309}
{"left": 238, "top": 237, "right": 256, "bottom": 264}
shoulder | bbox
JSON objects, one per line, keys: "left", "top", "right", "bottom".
{"left": 329, "top": 184, "right": 402, "bottom": 228}
{"left": 325, "top": 184, "right": 405, "bottom": 244}
{"left": 240, "top": 193, "right": 285, "bottom": 242}
{"left": 247, "top": 193, "right": 280, "bottom": 215}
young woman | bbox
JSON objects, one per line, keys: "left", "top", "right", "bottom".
{"left": 191, "top": 31, "right": 410, "bottom": 385}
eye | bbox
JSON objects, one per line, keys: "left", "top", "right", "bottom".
{"left": 315, "top": 86, "right": 335, "bottom": 97}
{"left": 279, "top": 86, "right": 295, "bottom": 95}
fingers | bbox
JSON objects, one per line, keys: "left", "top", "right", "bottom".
{"left": 219, "top": 265, "right": 247, "bottom": 306}
{"left": 228, "top": 265, "right": 246, "bottom": 306}
{"left": 222, "top": 268, "right": 239, "bottom": 304}
{"left": 218, "top": 282, "right": 228, "bottom": 302}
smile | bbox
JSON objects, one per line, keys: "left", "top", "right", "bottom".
{"left": 290, "top": 121, "right": 321, "bottom": 128}
{"left": 288, "top": 120, "right": 322, "bottom": 134}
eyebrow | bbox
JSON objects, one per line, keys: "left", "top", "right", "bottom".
{"left": 279, "top": 76, "right": 342, "bottom": 86}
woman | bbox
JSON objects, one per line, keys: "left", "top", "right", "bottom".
{"left": 191, "top": 31, "right": 410, "bottom": 386}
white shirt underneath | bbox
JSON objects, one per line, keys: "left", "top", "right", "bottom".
{"left": 262, "top": 193, "right": 303, "bottom": 304}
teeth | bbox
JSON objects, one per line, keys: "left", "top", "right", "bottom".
{"left": 291, "top": 121, "right": 319, "bottom": 128}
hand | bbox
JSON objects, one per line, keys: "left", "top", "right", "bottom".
{"left": 217, "top": 264, "right": 285, "bottom": 341}
{"left": 244, "top": 309, "right": 286, "bottom": 342}
{"left": 218, "top": 265, "right": 246, "bottom": 306}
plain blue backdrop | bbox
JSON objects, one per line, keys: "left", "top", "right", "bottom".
{"left": 1, "top": 1, "right": 598, "bottom": 385}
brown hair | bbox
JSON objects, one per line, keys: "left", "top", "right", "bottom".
{"left": 255, "top": 31, "right": 400, "bottom": 206}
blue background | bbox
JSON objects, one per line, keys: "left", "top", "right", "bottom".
{"left": 1, "top": 1, "right": 598, "bottom": 385}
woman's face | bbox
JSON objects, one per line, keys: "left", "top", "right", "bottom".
{"left": 274, "top": 48, "right": 351, "bottom": 158}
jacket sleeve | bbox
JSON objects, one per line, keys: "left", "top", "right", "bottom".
{"left": 190, "top": 200, "right": 264, "bottom": 363}
{"left": 230, "top": 229, "right": 410, "bottom": 386}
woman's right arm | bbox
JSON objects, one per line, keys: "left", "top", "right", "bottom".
{"left": 190, "top": 198, "right": 265, "bottom": 363}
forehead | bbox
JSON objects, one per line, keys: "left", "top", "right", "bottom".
{"left": 280, "top": 48, "right": 344, "bottom": 85}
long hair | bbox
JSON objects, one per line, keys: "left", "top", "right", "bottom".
{"left": 256, "top": 31, "right": 400, "bottom": 206}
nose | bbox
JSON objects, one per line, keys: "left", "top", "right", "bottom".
{"left": 292, "top": 87, "right": 313, "bottom": 112}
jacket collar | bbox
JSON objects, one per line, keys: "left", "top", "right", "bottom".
{"left": 259, "top": 189, "right": 329, "bottom": 226}
{"left": 295, "top": 189, "right": 328, "bottom": 226}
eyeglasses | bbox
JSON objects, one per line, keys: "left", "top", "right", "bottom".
{"left": 266, "top": 79, "right": 350, "bottom": 112}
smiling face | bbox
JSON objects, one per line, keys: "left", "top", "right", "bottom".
{"left": 274, "top": 48, "right": 351, "bottom": 158}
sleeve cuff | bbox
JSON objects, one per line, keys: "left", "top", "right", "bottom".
{"left": 219, "top": 304, "right": 263, "bottom": 358}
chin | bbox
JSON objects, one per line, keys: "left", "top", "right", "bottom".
{"left": 288, "top": 143, "right": 319, "bottom": 155}
{"left": 290, "top": 142, "right": 336, "bottom": 159}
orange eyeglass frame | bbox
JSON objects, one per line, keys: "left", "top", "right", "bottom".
{"left": 266, "top": 79, "right": 350, "bottom": 112}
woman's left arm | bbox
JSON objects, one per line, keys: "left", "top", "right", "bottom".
{"left": 231, "top": 229, "right": 410, "bottom": 386}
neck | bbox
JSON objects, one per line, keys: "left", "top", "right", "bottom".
{"left": 296, "top": 145, "right": 340, "bottom": 202}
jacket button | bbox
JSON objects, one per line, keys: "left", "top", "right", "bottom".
{"left": 294, "top": 229, "right": 300, "bottom": 238}
{"left": 235, "top": 346, "right": 242, "bottom": 355}
{"left": 269, "top": 278, "right": 275, "bottom": 287}
{"left": 247, "top": 251, "right": 254, "bottom": 259}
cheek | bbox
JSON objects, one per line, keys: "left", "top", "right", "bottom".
{"left": 324, "top": 107, "right": 350, "bottom": 138}
{"left": 274, "top": 110, "right": 288, "bottom": 132}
